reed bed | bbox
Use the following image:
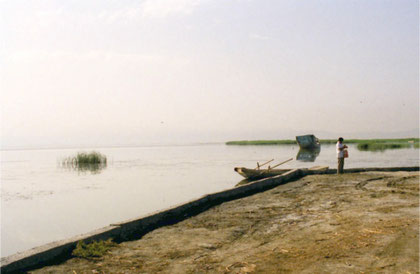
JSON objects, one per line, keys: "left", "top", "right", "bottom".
{"left": 226, "top": 140, "right": 296, "bottom": 145}
{"left": 61, "top": 151, "right": 107, "bottom": 172}
{"left": 357, "top": 142, "right": 411, "bottom": 152}
{"left": 74, "top": 151, "right": 107, "bottom": 165}
{"left": 226, "top": 138, "right": 419, "bottom": 146}
{"left": 321, "top": 138, "right": 419, "bottom": 144}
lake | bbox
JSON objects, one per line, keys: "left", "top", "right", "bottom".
{"left": 1, "top": 143, "right": 418, "bottom": 257}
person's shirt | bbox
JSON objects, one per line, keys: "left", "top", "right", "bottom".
{"left": 336, "top": 142, "right": 344, "bottom": 158}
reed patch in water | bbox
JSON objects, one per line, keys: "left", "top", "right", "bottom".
{"left": 226, "top": 140, "right": 296, "bottom": 145}
{"left": 75, "top": 152, "right": 107, "bottom": 165}
{"left": 226, "top": 138, "right": 419, "bottom": 146}
{"left": 357, "top": 142, "right": 411, "bottom": 151}
{"left": 61, "top": 151, "right": 107, "bottom": 173}
{"left": 62, "top": 151, "right": 107, "bottom": 165}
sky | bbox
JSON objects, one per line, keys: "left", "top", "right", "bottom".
{"left": 1, "top": 0, "right": 419, "bottom": 148}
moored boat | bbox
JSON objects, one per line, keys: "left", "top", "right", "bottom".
{"left": 296, "top": 134, "right": 320, "bottom": 149}
{"left": 234, "top": 167, "right": 290, "bottom": 180}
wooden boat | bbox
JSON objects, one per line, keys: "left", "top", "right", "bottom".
{"left": 234, "top": 167, "right": 290, "bottom": 180}
{"left": 234, "top": 165, "right": 330, "bottom": 181}
{"left": 296, "top": 134, "right": 320, "bottom": 149}
{"left": 234, "top": 158, "right": 294, "bottom": 180}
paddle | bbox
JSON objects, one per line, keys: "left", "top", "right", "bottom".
{"left": 267, "top": 158, "right": 294, "bottom": 170}
{"left": 255, "top": 159, "right": 274, "bottom": 170}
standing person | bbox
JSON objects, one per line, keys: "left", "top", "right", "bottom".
{"left": 336, "top": 137, "right": 348, "bottom": 174}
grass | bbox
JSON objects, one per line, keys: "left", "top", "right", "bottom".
{"left": 226, "top": 140, "right": 296, "bottom": 145}
{"left": 72, "top": 239, "right": 116, "bottom": 259}
{"left": 75, "top": 151, "right": 107, "bottom": 165}
{"left": 226, "top": 138, "right": 419, "bottom": 146}
{"left": 357, "top": 142, "right": 411, "bottom": 152}
{"left": 320, "top": 138, "right": 420, "bottom": 145}
{"left": 61, "top": 151, "right": 107, "bottom": 173}
{"left": 226, "top": 138, "right": 419, "bottom": 152}
{"left": 62, "top": 151, "right": 107, "bottom": 166}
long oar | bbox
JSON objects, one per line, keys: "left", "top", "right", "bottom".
{"left": 255, "top": 159, "right": 274, "bottom": 170}
{"left": 267, "top": 158, "right": 293, "bottom": 170}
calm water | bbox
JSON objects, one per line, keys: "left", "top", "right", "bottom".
{"left": 1, "top": 143, "right": 418, "bottom": 257}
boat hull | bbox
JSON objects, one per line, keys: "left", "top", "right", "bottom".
{"left": 234, "top": 167, "right": 290, "bottom": 180}
{"left": 296, "top": 135, "right": 320, "bottom": 149}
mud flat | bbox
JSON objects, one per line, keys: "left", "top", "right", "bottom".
{"left": 30, "top": 171, "right": 419, "bottom": 273}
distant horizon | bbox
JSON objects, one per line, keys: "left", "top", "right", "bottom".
{"left": 1, "top": 128, "right": 418, "bottom": 151}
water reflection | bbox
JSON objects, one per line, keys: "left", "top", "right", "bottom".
{"left": 59, "top": 162, "right": 107, "bottom": 174}
{"left": 296, "top": 148, "right": 321, "bottom": 162}
{"left": 59, "top": 151, "right": 108, "bottom": 174}
{"left": 356, "top": 143, "right": 413, "bottom": 152}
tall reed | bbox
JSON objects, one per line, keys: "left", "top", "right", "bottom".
{"left": 62, "top": 151, "right": 107, "bottom": 172}
{"left": 357, "top": 143, "right": 411, "bottom": 151}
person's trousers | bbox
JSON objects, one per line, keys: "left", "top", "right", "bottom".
{"left": 337, "top": 157, "right": 344, "bottom": 174}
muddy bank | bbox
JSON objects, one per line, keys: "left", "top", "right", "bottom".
{"left": 31, "top": 171, "right": 419, "bottom": 273}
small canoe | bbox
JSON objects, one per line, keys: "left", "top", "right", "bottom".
{"left": 296, "top": 134, "right": 320, "bottom": 149}
{"left": 234, "top": 167, "right": 290, "bottom": 180}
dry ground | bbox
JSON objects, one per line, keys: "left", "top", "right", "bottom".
{"left": 31, "top": 171, "right": 419, "bottom": 273}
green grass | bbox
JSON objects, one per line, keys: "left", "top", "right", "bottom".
{"left": 62, "top": 151, "right": 107, "bottom": 173}
{"left": 226, "top": 138, "right": 419, "bottom": 146}
{"left": 357, "top": 142, "right": 411, "bottom": 152}
{"left": 321, "top": 138, "right": 419, "bottom": 144}
{"left": 63, "top": 151, "right": 107, "bottom": 165}
{"left": 226, "top": 138, "right": 419, "bottom": 152}
{"left": 75, "top": 151, "right": 107, "bottom": 165}
{"left": 226, "top": 140, "right": 296, "bottom": 145}
{"left": 72, "top": 239, "right": 116, "bottom": 258}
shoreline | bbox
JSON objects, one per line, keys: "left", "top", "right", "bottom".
{"left": 31, "top": 169, "right": 419, "bottom": 273}
{"left": 1, "top": 166, "right": 419, "bottom": 273}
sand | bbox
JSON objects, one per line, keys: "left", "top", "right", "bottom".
{"left": 31, "top": 171, "right": 419, "bottom": 273}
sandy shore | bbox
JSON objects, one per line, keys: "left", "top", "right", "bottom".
{"left": 31, "top": 171, "right": 419, "bottom": 273}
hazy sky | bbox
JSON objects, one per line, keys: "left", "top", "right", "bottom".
{"left": 1, "top": 0, "right": 419, "bottom": 148}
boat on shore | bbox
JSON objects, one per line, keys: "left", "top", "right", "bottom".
{"left": 234, "top": 167, "right": 290, "bottom": 180}
{"left": 234, "top": 165, "right": 330, "bottom": 180}
{"left": 234, "top": 158, "right": 294, "bottom": 180}
{"left": 296, "top": 134, "right": 320, "bottom": 149}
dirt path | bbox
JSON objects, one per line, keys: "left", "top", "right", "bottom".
{"left": 31, "top": 172, "right": 419, "bottom": 273}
